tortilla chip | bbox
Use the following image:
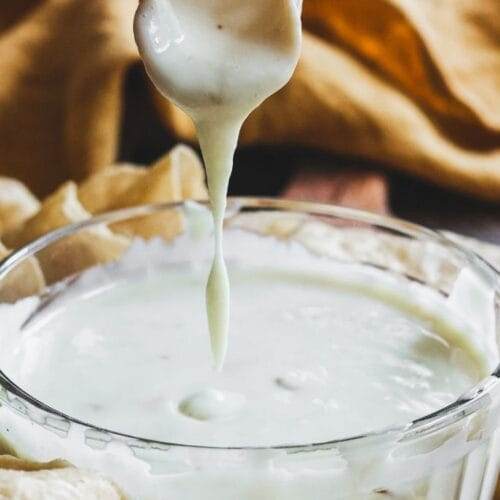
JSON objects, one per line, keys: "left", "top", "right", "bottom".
{"left": 109, "top": 145, "right": 207, "bottom": 241}
{"left": 0, "top": 182, "right": 129, "bottom": 284}
{"left": 168, "top": 144, "right": 208, "bottom": 201}
{"left": 0, "top": 177, "right": 40, "bottom": 237}
{"left": 77, "top": 145, "right": 207, "bottom": 241}
{"left": 109, "top": 156, "right": 182, "bottom": 241}
{"left": 78, "top": 163, "right": 145, "bottom": 214}
{"left": 111, "top": 211, "right": 184, "bottom": 242}
{"left": 115, "top": 146, "right": 185, "bottom": 205}
{"left": 0, "top": 456, "right": 68, "bottom": 473}
{"left": 0, "top": 145, "right": 208, "bottom": 284}
{"left": 38, "top": 226, "right": 130, "bottom": 285}
{"left": 3, "top": 182, "right": 88, "bottom": 249}
{"left": 0, "top": 458, "right": 124, "bottom": 499}
{"left": 78, "top": 145, "right": 207, "bottom": 213}
{"left": 0, "top": 241, "right": 45, "bottom": 303}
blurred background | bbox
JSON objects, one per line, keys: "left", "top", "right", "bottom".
{"left": 0, "top": 0, "right": 499, "bottom": 241}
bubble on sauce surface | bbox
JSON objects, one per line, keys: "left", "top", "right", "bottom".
{"left": 178, "top": 389, "right": 246, "bottom": 421}
{"left": 275, "top": 369, "right": 328, "bottom": 391}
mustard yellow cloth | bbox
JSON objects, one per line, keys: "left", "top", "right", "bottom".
{"left": 0, "top": 0, "right": 499, "bottom": 197}
{"left": 0, "top": 0, "right": 500, "bottom": 200}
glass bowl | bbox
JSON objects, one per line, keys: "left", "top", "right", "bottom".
{"left": 0, "top": 198, "right": 498, "bottom": 500}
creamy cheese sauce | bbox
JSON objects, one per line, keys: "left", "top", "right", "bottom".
{"left": 134, "top": 0, "right": 302, "bottom": 368}
{"left": 3, "top": 233, "right": 485, "bottom": 448}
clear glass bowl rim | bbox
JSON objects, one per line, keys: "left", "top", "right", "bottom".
{"left": 0, "top": 196, "right": 498, "bottom": 452}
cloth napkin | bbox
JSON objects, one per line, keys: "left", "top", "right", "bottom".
{"left": 0, "top": 0, "right": 499, "bottom": 199}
